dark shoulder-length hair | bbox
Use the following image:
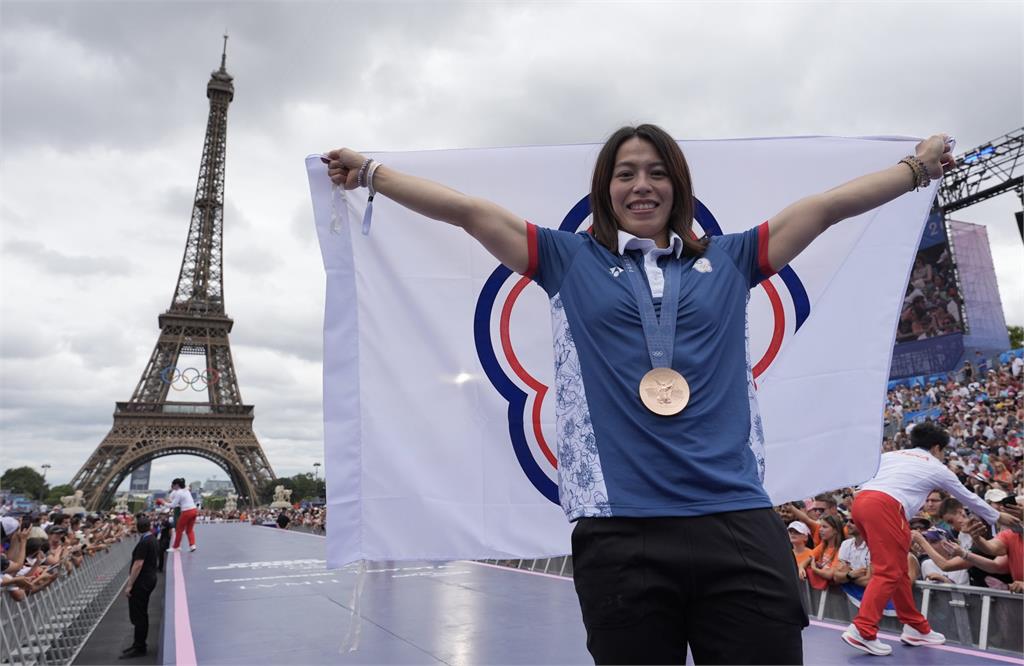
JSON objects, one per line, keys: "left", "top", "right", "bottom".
{"left": 589, "top": 123, "right": 706, "bottom": 257}
{"left": 820, "top": 514, "right": 845, "bottom": 550}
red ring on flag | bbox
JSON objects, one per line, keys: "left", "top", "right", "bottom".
{"left": 753, "top": 278, "right": 786, "bottom": 379}
{"left": 500, "top": 276, "right": 558, "bottom": 469}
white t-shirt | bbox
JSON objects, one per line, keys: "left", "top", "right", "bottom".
{"left": 859, "top": 449, "right": 999, "bottom": 526}
{"left": 838, "top": 537, "right": 871, "bottom": 571}
{"left": 1012, "top": 356, "right": 1023, "bottom": 377}
{"left": 169, "top": 488, "right": 197, "bottom": 511}
{"left": 921, "top": 558, "right": 970, "bottom": 586}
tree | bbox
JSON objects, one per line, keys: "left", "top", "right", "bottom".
{"left": 1009, "top": 325, "right": 1023, "bottom": 350}
{"left": 45, "top": 484, "right": 75, "bottom": 506}
{"left": 257, "top": 477, "right": 289, "bottom": 505}
{"left": 255, "top": 474, "right": 326, "bottom": 506}
{"left": 288, "top": 473, "right": 319, "bottom": 503}
{"left": 1, "top": 467, "right": 48, "bottom": 499}
{"left": 204, "top": 496, "right": 227, "bottom": 511}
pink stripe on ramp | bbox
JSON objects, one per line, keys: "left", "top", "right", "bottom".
{"left": 172, "top": 551, "right": 198, "bottom": 666}
{"left": 810, "top": 620, "right": 1024, "bottom": 664}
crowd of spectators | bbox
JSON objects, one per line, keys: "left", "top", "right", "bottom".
{"left": 895, "top": 250, "right": 964, "bottom": 343}
{"left": 0, "top": 501, "right": 330, "bottom": 605}
{"left": 246, "top": 506, "right": 326, "bottom": 533}
{"left": 783, "top": 352, "right": 1023, "bottom": 595}
{"left": 0, "top": 510, "right": 135, "bottom": 602}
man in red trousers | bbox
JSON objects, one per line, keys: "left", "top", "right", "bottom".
{"left": 842, "top": 422, "right": 1021, "bottom": 656}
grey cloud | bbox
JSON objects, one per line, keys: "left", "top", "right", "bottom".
{"left": 4, "top": 239, "right": 135, "bottom": 275}
{"left": 224, "top": 243, "right": 282, "bottom": 275}
{"left": 0, "top": 326, "right": 56, "bottom": 360}
{"left": 2, "top": 0, "right": 1022, "bottom": 484}
{"left": 290, "top": 203, "right": 316, "bottom": 246}
{"left": 158, "top": 186, "right": 196, "bottom": 221}
{"left": 1, "top": 2, "right": 481, "bottom": 154}
{"left": 67, "top": 328, "right": 142, "bottom": 370}
{"left": 232, "top": 314, "right": 322, "bottom": 363}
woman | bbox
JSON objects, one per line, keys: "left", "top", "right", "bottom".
{"left": 325, "top": 125, "right": 954, "bottom": 665}
{"left": 167, "top": 478, "right": 198, "bottom": 552}
{"left": 993, "top": 461, "right": 1012, "bottom": 485}
{"left": 789, "top": 521, "right": 814, "bottom": 580}
{"left": 807, "top": 514, "right": 845, "bottom": 590}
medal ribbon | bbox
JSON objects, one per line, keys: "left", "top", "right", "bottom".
{"left": 621, "top": 251, "right": 682, "bottom": 370}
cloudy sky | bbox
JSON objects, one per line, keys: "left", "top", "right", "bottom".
{"left": 2, "top": 1, "right": 1021, "bottom": 492}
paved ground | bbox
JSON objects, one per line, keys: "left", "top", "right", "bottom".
{"left": 158, "top": 523, "right": 1019, "bottom": 665}
{"left": 73, "top": 565, "right": 166, "bottom": 665}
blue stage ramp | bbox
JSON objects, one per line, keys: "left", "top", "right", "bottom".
{"left": 161, "top": 524, "right": 1022, "bottom": 665}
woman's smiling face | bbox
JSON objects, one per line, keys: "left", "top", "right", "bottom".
{"left": 609, "top": 137, "right": 674, "bottom": 247}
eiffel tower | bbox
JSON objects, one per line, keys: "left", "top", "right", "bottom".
{"left": 71, "top": 38, "right": 275, "bottom": 510}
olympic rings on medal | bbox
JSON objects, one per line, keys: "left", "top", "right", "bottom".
{"left": 159, "top": 366, "right": 221, "bottom": 392}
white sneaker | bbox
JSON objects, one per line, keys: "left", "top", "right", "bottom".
{"left": 841, "top": 624, "right": 893, "bottom": 656}
{"left": 900, "top": 625, "right": 945, "bottom": 646}
{"left": 189, "top": 544, "right": 197, "bottom": 552}
{"left": 166, "top": 547, "right": 179, "bottom": 552}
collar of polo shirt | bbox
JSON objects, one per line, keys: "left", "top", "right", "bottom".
{"left": 616, "top": 230, "right": 685, "bottom": 258}
{"left": 615, "top": 230, "right": 685, "bottom": 298}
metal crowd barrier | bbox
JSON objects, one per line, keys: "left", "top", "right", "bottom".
{"left": 480, "top": 556, "right": 574, "bottom": 577}
{"left": 804, "top": 579, "right": 1023, "bottom": 654}
{"left": 481, "top": 557, "right": 1022, "bottom": 654}
{"left": 1, "top": 538, "right": 135, "bottom": 666}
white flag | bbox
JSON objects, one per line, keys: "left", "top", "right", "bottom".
{"left": 307, "top": 136, "right": 938, "bottom": 568}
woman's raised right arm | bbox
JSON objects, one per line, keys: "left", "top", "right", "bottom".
{"left": 325, "top": 148, "right": 530, "bottom": 274}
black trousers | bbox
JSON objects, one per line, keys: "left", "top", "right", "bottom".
{"left": 128, "top": 580, "right": 155, "bottom": 649}
{"left": 157, "top": 532, "right": 171, "bottom": 571}
{"left": 571, "top": 509, "right": 808, "bottom": 665}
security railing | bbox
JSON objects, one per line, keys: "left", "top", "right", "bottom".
{"left": 481, "top": 556, "right": 574, "bottom": 577}
{"left": 1, "top": 537, "right": 135, "bottom": 665}
{"left": 481, "top": 557, "right": 1022, "bottom": 654}
{"left": 285, "top": 523, "right": 326, "bottom": 536}
{"left": 803, "top": 579, "right": 1023, "bottom": 654}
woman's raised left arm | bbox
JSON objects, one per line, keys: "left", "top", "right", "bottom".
{"left": 764, "top": 134, "right": 956, "bottom": 272}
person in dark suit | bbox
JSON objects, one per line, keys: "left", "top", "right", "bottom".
{"left": 155, "top": 513, "right": 172, "bottom": 572}
{"left": 120, "top": 514, "right": 160, "bottom": 659}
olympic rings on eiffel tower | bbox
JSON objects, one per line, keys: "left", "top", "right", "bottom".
{"left": 159, "top": 366, "right": 221, "bottom": 392}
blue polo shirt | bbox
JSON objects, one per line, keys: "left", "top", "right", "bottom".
{"left": 525, "top": 222, "right": 776, "bottom": 520}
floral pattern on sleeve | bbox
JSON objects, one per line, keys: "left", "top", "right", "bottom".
{"left": 550, "top": 294, "right": 611, "bottom": 518}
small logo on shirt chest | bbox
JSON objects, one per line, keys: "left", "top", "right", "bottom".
{"left": 608, "top": 266, "right": 624, "bottom": 277}
{"left": 694, "top": 258, "right": 713, "bottom": 273}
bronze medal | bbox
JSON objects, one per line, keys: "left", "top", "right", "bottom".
{"left": 639, "top": 368, "right": 690, "bottom": 416}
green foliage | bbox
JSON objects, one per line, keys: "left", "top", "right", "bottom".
{"left": 45, "top": 484, "right": 75, "bottom": 506}
{"left": 257, "top": 478, "right": 287, "bottom": 505}
{"left": 256, "top": 473, "right": 326, "bottom": 506}
{"left": 204, "top": 496, "right": 227, "bottom": 511}
{"left": 1, "top": 467, "right": 48, "bottom": 499}
{"left": 1009, "top": 325, "right": 1023, "bottom": 350}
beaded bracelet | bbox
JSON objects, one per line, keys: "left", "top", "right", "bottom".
{"left": 366, "top": 161, "right": 382, "bottom": 197}
{"left": 898, "top": 155, "right": 930, "bottom": 191}
{"left": 360, "top": 160, "right": 382, "bottom": 237}
{"left": 356, "top": 158, "right": 373, "bottom": 188}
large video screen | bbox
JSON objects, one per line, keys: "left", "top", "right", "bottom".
{"left": 889, "top": 210, "right": 966, "bottom": 379}
{"left": 895, "top": 212, "right": 965, "bottom": 343}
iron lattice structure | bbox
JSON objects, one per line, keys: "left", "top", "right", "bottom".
{"left": 938, "top": 128, "right": 1024, "bottom": 214}
{"left": 71, "top": 41, "right": 275, "bottom": 510}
